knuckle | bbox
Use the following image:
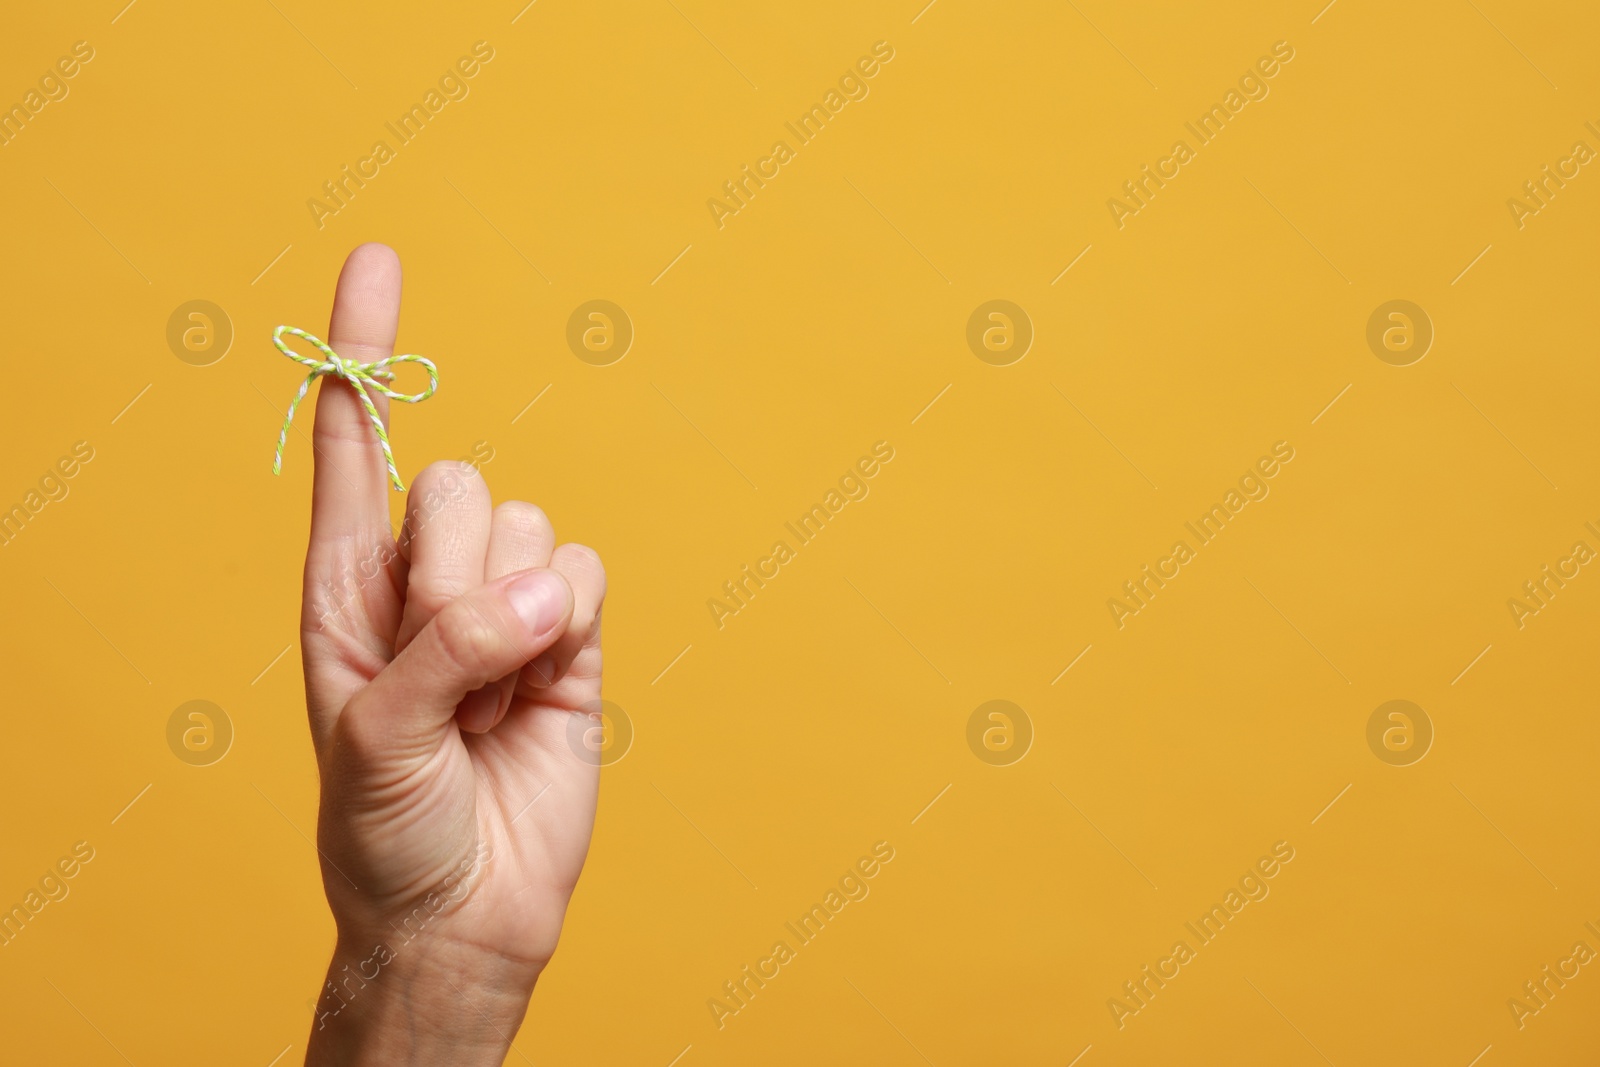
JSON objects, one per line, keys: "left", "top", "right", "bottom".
{"left": 494, "top": 500, "right": 551, "bottom": 538}
{"left": 432, "top": 598, "right": 502, "bottom": 675}
{"left": 413, "top": 568, "right": 471, "bottom": 604}
{"left": 565, "top": 541, "right": 602, "bottom": 566}
{"left": 558, "top": 542, "right": 607, "bottom": 588}
{"left": 334, "top": 692, "right": 391, "bottom": 765}
{"left": 413, "top": 460, "right": 488, "bottom": 508}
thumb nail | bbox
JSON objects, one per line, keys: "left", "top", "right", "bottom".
{"left": 506, "top": 570, "right": 568, "bottom": 635}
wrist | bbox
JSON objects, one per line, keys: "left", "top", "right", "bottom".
{"left": 305, "top": 931, "right": 541, "bottom": 1067}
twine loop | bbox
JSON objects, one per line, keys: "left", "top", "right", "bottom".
{"left": 271, "top": 325, "right": 437, "bottom": 491}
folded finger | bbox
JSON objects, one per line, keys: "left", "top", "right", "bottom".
{"left": 520, "top": 543, "right": 605, "bottom": 692}
{"left": 394, "top": 461, "right": 493, "bottom": 654}
{"left": 348, "top": 568, "right": 575, "bottom": 754}
{"left": 484, "top": 501, "right": 556, "bottom": 581}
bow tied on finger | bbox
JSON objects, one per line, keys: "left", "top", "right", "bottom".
{"left": 270, "top": 324, "right": 438, "bottom": 491}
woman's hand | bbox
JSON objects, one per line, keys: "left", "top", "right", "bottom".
{"left": 297, "top": 244, "right": 606, "bottom": 1066}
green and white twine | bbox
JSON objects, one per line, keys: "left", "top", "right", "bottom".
{"left": 271, "top": 325, "right": 438, "bottom": 491}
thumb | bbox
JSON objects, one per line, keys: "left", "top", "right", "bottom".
{"left": 354, "top": 568, "right": 574, "bottom": 744}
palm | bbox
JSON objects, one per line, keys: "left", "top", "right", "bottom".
{"left": 309, "top": 591, "right": 602, "bottom": 969}
{"left": 462, "top": 691, "right": 600, "bottom": 956}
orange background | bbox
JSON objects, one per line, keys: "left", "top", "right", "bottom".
{"left": 2, "top": 1, "right": 1598, "bottom": 1063}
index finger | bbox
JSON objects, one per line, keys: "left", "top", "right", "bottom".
{"left": 306, "top": 243, "right": 403, "bottom": 576}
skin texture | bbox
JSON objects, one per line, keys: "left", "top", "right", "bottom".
{"left": 299, "top": 244, "right": 606, "bottom": 1066}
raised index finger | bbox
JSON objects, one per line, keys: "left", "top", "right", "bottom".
{"left": 306, "top": 243, "right": 403, "bottom": 578}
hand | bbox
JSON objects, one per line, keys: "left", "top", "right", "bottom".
{"left": 297, "top": 244, "right": 607, "bottom": 1066}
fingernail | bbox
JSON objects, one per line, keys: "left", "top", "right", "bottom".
{"left": 457, "top": 684, "right": 500, "bottom": 733}
{"left": 507, "top": 570, "right": 567, "bottom": 635}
